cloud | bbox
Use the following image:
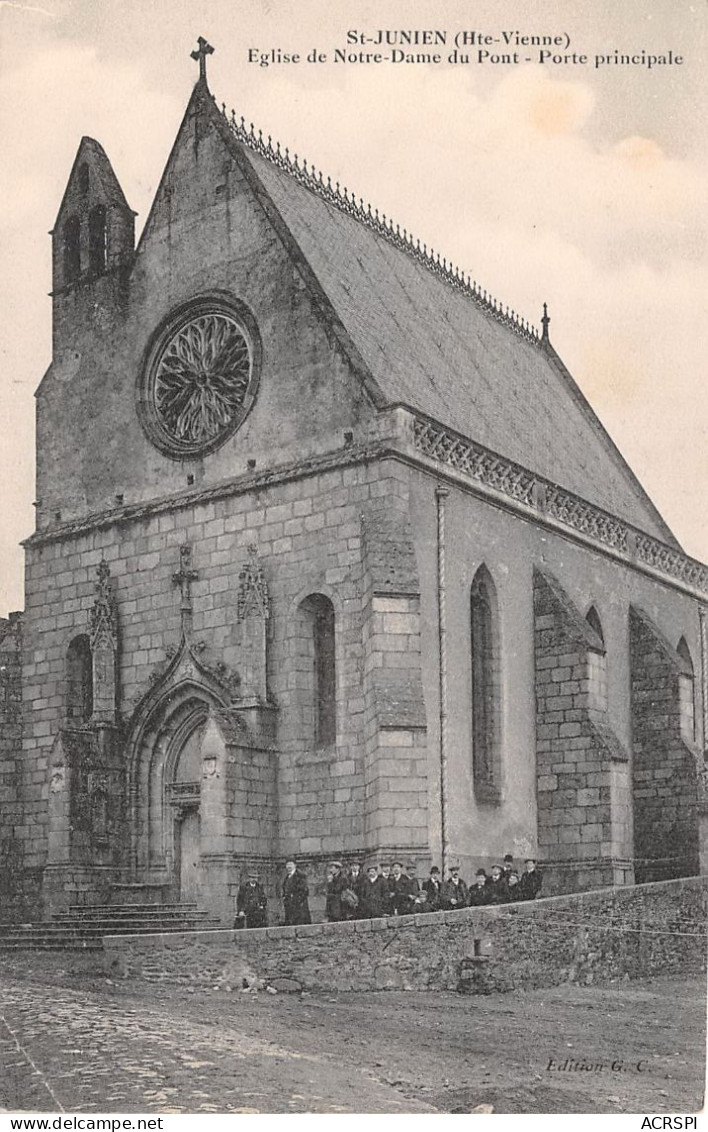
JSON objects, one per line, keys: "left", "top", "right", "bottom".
{"left": 0, "top": 37, "right": 705, "bottom": 612}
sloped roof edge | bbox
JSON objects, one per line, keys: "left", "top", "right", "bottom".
{"left": 130, "top": 80, "right": 679, "bottom": 547}
{"left": 51, "top": 136, "right": 135, "bottom": 231}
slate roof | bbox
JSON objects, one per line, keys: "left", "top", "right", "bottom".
{"left": 239, "top": 140, "right": 674, "bottom": 545}
{"left": 131, "top": 82, "right": 672, "bottom": 546}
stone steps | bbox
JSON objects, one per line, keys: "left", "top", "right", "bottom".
{"left": 0, "top": 902, "right": 220, "bottom": 951}
{"left": 53, "top": 910, "right": 212, "bottom": 925}
{"left": 0, "top": 921, "right": 219, "bottom": 939}
{"left": 65, "top": 901, "right": 201, "bottom": 914}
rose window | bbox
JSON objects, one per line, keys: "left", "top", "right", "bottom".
{"left": 139, "top": 300, "right": 261, "bottom": 458}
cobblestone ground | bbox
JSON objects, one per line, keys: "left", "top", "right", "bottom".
{"left": 0, "top": 977, "right": 433, "bottom": 1113}
{"left": 0, "top": 963, "right": 704, "bottom": 1114}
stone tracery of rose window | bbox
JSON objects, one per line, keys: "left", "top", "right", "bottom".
{"left": 154, "top": 313, "right": 252, "bottom": 446}
{"left": 138, "top": 300, "right": 261, "bottom": 458}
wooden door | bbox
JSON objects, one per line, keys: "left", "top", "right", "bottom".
{"left": 178, "top": 810, "right": 200, "bottom": 902}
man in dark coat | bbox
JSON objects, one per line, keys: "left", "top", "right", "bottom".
{"left": 341, "top": 862, "right": 363, "bottom": 921}
{"left": 378, "top": 863, "right": 394, "bottom": 915}
{"left": 517, "top": 858, "right": 543, "bottom": 901}
{"left": 441, "top": 865, "right": 468, "bottom": 910}
{"left": 235, "top": 870, "right": 267, "bottom": 929}
{"left": 358, "top": 864, "right": 388, "bottom": 918}
{"left": 506, "top": 871, "right": 521, "bottom": 902}
{"left": 389, "top": 861, "right": 417, "bottom": 915}
{"left": 423, "top": 866, "right": 443, "bottom": 912}
{"left": 325, "top": 860, "right": 348, "bottom": 922}
{"left": 468, "top": 868, "right": 491, "bottom": 907}
{"left": 282, "top": 859, "right": 311, "bottom": 926}
{"left": 502, "top": 853, "right": 515, "bottom": 880}
{"left": 486, "top": 864, "right": 509, "bottom": 904}
{"left": 348, "top": 862, "right": 365, "bottom": 896}
{"left": 405, "top": 861, "right": 426, "bottom": 912}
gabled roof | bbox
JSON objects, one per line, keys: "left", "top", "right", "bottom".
{"left": 150, "top": 82, "right": 679, "bottom": 547}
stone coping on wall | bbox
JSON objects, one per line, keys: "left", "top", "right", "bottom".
{"left": 104, "top": 874, "right": 708, "bottom": 952}
{"left": 103, "top": 876, "right": 707, "bottom": 994}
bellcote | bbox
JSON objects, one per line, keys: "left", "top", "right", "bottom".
{"left": 51, "top": 136, "right": 136, "bottom": 295}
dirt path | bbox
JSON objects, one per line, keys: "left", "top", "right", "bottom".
{"left": 0, "top": 958, "right": 704, "bottom": 1114}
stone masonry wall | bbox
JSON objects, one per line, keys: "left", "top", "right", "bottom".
{"left": 104, "top": 875, "right": 707, "bottom": 995}
{"left": 19, "top": 450, "right": 434, "bottom": 914}
{"left": 533, "top": 570, "right": 632, "bottom": 893}
{"left": 630, "top": 607, "right": 700, "bottom": 883}
{"left": 360, "top": 485, "right": 429, "bottom": 866}
{"left": 0, "top": 614, "right": 35, "bottom": 922}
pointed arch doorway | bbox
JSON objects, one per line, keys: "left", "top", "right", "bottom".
{"left": 168, "top": 710, "right": 206, "bottom": 902}
{"left": 128, "top": 689, "right": 219, "bottom": 895}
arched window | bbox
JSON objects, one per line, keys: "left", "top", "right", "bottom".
{"left": 63, "top": 215, "right": 81, "bottom": 284}
{"left": 586, "top": 605, "right": 604, "bottom": 645}
{"left": 470, "top": 566, "right": 501, "bottom": 801}
{"left": 677, "top": 637, "right": 695, "bottom": 744}
{"left": 585, "top": 605, "right": 607, "bottom": 712}
{"left": 66, "top": 635, "right": 93, "bottom": 722}
{"left": 300, "top": 594, "right": 336, "bottom": 748}
{"left": 88, "top": 205, "right": 107, "bottom": 275}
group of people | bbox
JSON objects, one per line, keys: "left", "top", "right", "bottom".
{"left": 234, "top": 855, "right": 542, "bottom": 929}
{"left": 322, "top": 855, "right": 542, "bottom": 924}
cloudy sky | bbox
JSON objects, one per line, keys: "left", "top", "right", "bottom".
{"left": 0, "top": 0, "right": 706, "bottom": 615}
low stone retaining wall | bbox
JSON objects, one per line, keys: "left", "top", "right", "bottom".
{"left": 104, "top": 876, "right": 707, "bottom": 994}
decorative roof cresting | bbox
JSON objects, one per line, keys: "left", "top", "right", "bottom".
{"left": 195, "top": 36, "right": 541, "bottom": 346}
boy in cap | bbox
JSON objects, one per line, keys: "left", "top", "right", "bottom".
{"left": 235, "top": 868, "right": 268, "bottom": 929}
{"left": 441, "top": 865, "right": 468, "bottom": 910}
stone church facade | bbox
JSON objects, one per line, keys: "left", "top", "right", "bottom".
{"left": 1, "top": 54, "right": 706, "bottom": 924}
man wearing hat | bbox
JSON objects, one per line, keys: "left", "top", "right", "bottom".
{"left": 423, "top": 866, "right": 443, "bottom": 912}
{"left": 378, "top": 862, "right": 394, "bottom": 915}
{"left": 342, "top": 861, "right": 364, "bottom": 921}
{"left": 325, "top": 860, "right": 348, "bottom": 922}
{"left": 517, "top": 858, "right": 543, "bottom": 901}
{"left": 487, "top": 864, "right": 509, "bottom": 904}
{"left": 407, "top": 861, "right": 426, "bottom": 911}
{"left": 359, "top": 864, "right": 388, "bottom": 919}
{"left": 506, "top": 871, "right": 522, "bottom": 902}
{"left": 441, "top": 865, "right": 468, "bottom": 910}
{"left": 235, "top": 868, "right": 268, "bottom": 929}
{"left": 389, "top": 861, "right": 416, "bottom": 915}
{"left": 468, "top": 868, "right": 491, "bottom": 907}
{"left": 502, "top": 853, "right": 515, "bottom": 879}
{"left": 282, "top": 859, "right": 311, "bottom": 926}
{"left": 348, "top": 861, "right": 365, "bottom": 896}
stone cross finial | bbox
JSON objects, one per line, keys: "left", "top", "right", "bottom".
{"left": 173, "top": 544, "right": 199, "bottom": 634}
{"left": 191, "top": 36, "right": 214, "bottom": 84}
